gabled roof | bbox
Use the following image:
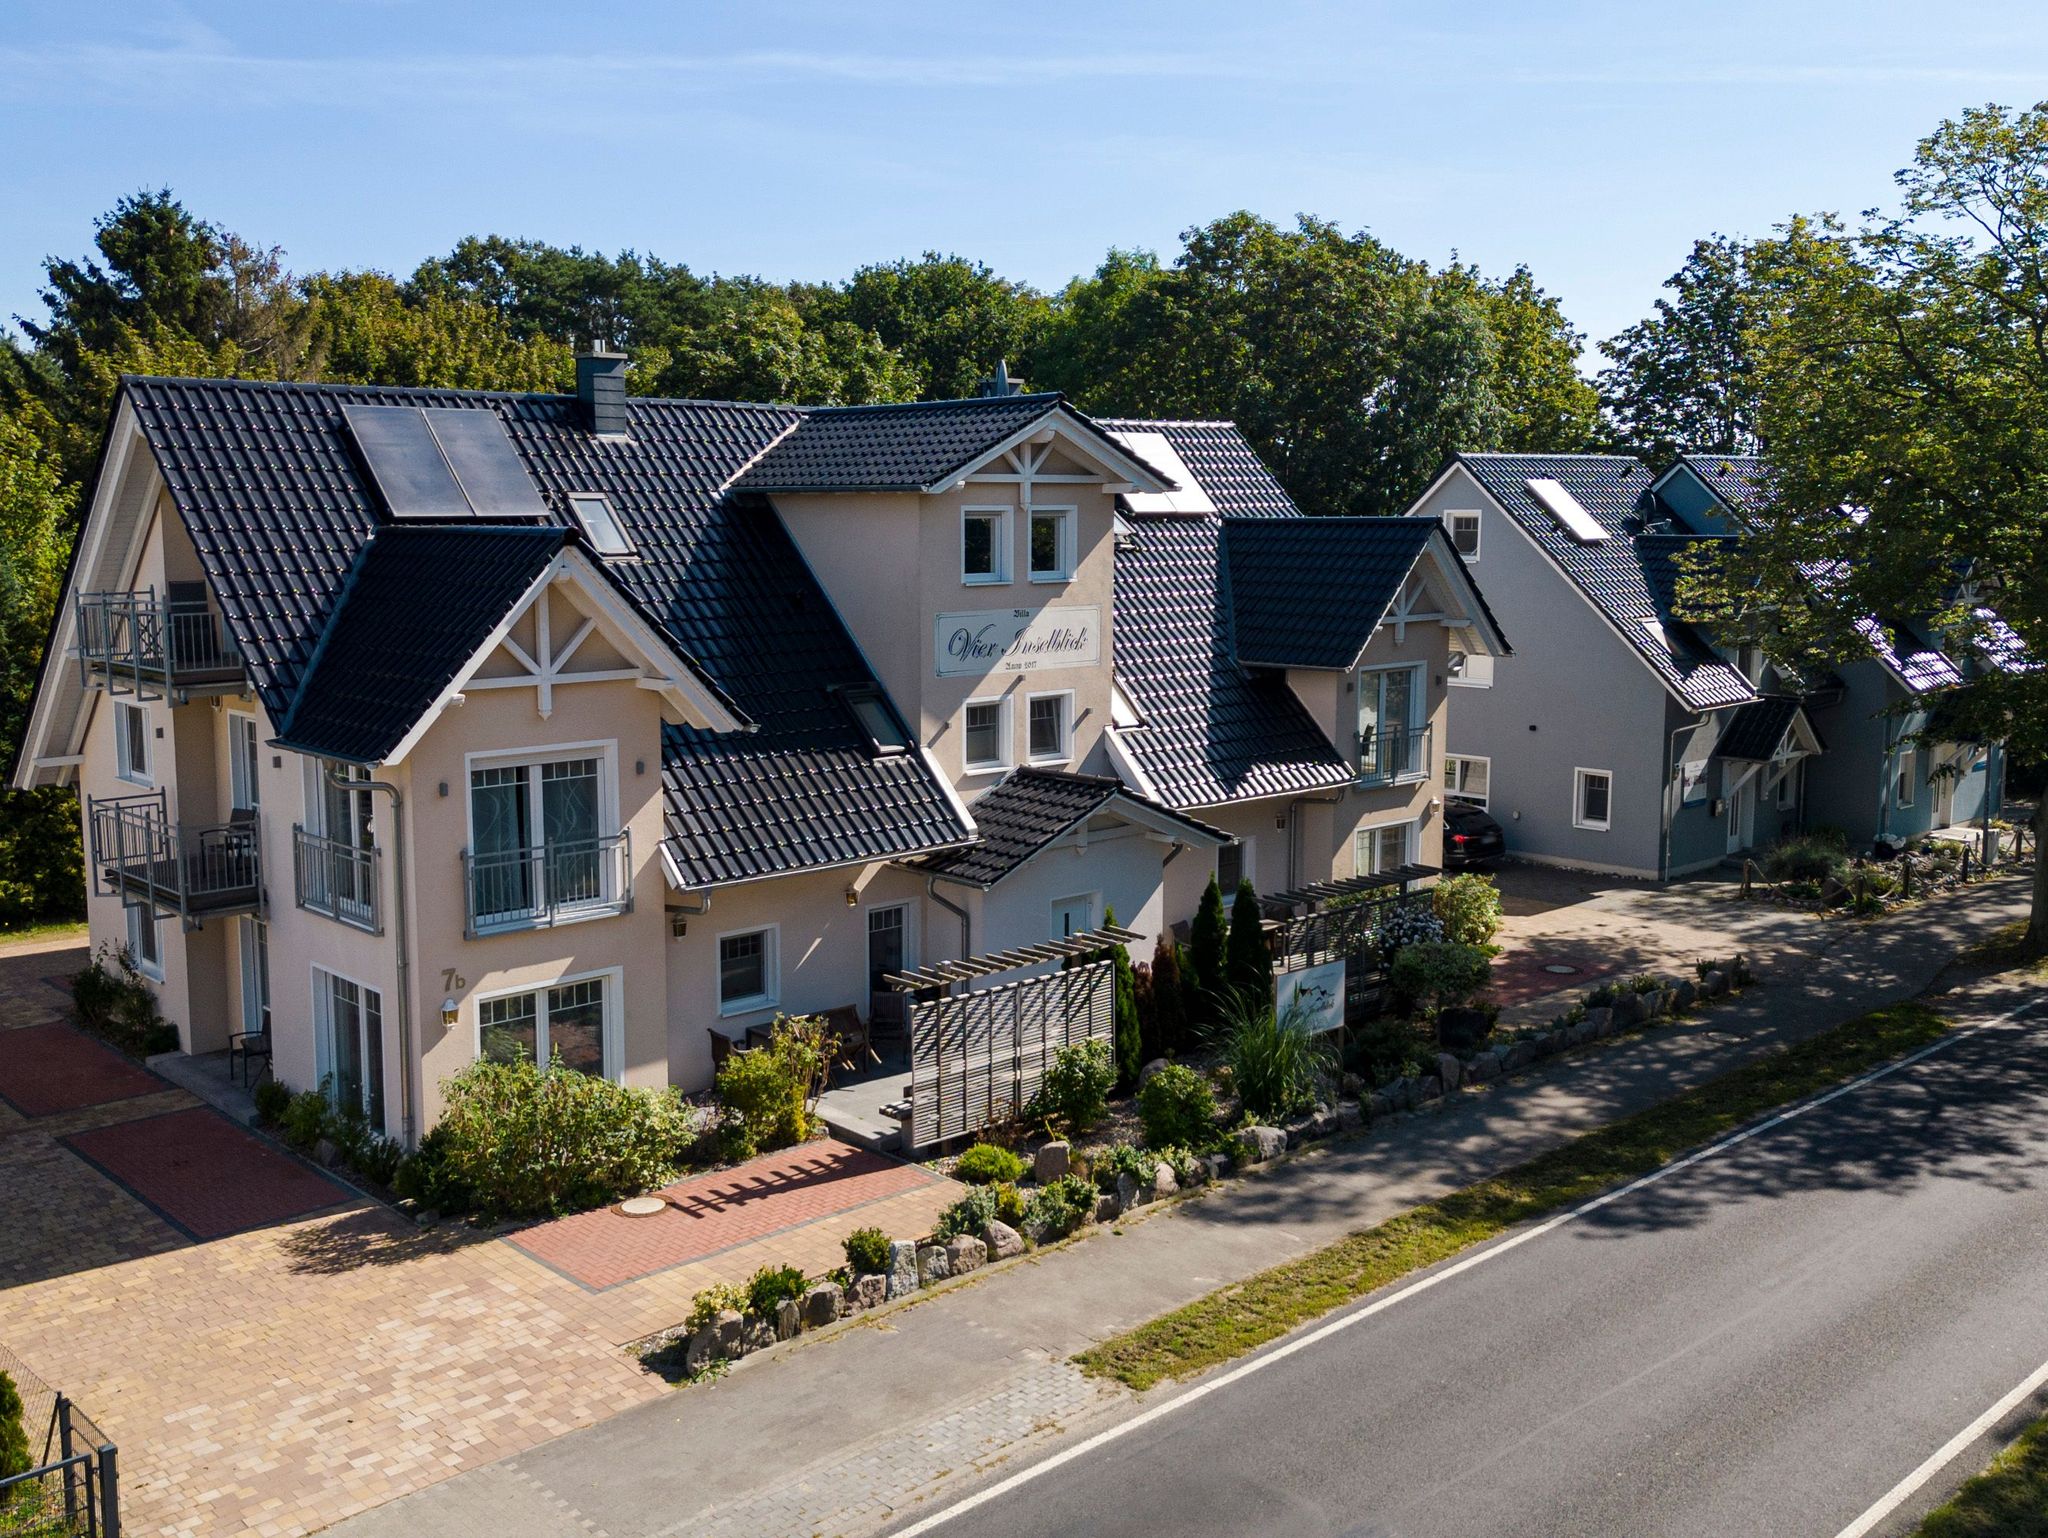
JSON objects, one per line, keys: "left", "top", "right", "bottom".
{"left": 1711, "top": 696, "right": 1821, "bottom": 762}
{"left": 1111, "top": 516, "right": 1353, "bottom": 809}
{"left": 919, "top": 769, "right": 1228, "bottom": 889}
{"left": 1450, "top": 454, "right": 1757, "bottom": 712}
{"left": 1668, "top": 453, "right": 1779, "bottom": 524}
{"left": 730, "top": 392, "right": 1170, "bottom": 495}
{"left": 1854, "top": 617, "right": 1965, "bottom": 694}
{"left": 116, "top": 375, "right": 973, "bottom": 889}
{"left": 275, "top": 525, "right": 567, "bottom": 764}
{"left": 1095, "top": 419, "right": 1300, "bottom": 520}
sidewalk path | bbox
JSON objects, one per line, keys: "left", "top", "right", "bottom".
{"left": 331, "top": 874, "right": 2038, "bottom": 1538}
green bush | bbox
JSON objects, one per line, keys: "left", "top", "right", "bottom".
{"left": 843, "top": 1226, "right": 893, "bottom": 1275}
{"left": 280, "top": 1089, "right": 329, "bottom": 1152}
{"left": 1345, "top": 1014, "right": 1434, "bottom": 1087}
{"left": 1389, "top": 941, "right": 1493, "bottom": 1016}
{"left": 1029, "top": 1039, "right": 1114, "bottom": 1132}
{"left": 0, "top": 787, "right": 84, "bottom": 930}
{"left": 933, "top": 1185, "right": 1000, "bottom": 1242}
{"left": 1431, "top": 873, "right": 1503, "bottom": 948}
{"left": 353, "top": 1134, "right": 405, "bottom": 1187}
{"left": 391, "top": 1123, "right": 473, "bottom": 1213}
{"left": 715, "top": 1014, "right": 832, "bottom": 1161}
{"left": 1185, "top": 876, "right": 1229, "bottom": 1029}
{"left": 991, "top": 1181, "right": 1027, "bottom": 1225}
{"left": 1152, "top": 1145, "right": 1204, "bottom": 1187}
{"left": 745, "top": 1263, "right": 809, "bottom": 1316}
{"left": 1209, "top": 994, "right": 1333, "bottom": 1122}
{"left": 0, "top": 1369, "right": 29, "bottom": 1500}
{"left": 686, "top": 1281, "right": 747, "bottom": 1332}
{"left": 1226, "top": 880, "right": 1274, "bottom": 1002}
{"left": 434, "top": 1053, "right": 701, "bottom": 1218}
{"left": 1090, "top": 1141, "right": 1154, "bottom": 1193}
{"left": 1764, "top": 835, "right": 1850, "bottom": 884}
{"left": 1023, "top": 1173, "right": 1097, "bottom": 1241}
{"left": 1147, "top": 937, "right": 1191, "bottom": 1058}
{"left": 251, "top": 1077, "right": 291, "bottom": 1127}
{"left": 954, "top": 1142, "right": 1025, "bottom": 1185}
{"left": 70, "top": 943, "right": 176, "bottom": 1057}
{"left": 1137, "top": 1063, "right": 1217, "bottom": 1150}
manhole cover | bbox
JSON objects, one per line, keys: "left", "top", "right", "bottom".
{"left": 618, "top": 1196, "right": 667, "bottom": 1218}
{"left": 1542, "top": 964, "right": 1580, "bottom": 976}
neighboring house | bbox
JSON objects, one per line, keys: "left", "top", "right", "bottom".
{"left": 13, "top": 363, "right": 1503, "bottom": 1143}
{"left": 1403, "top": 450, "right": 2004, "bottom": 880}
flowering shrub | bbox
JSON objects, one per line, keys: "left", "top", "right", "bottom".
{"left": 1430, "top": 874, "right": 1503, "bottom": 948}
{"left": 1379, "top": 900, "right": 1445, "bottom": 954}
{"left": 716, "top": 1014, "right": 834, "bottom": 1160}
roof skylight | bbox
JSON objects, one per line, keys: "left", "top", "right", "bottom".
{"left": 1525, "top": 478, "right": 1609, "bottom": 544}
{"left": 1109, "top": 431, "right": 1217, "bottom": 516}
{"left": 842, "top": 686, "right": 910, "bottom": 755}
{"left": 567, "top": 492, "right": 634, "bottom": 556}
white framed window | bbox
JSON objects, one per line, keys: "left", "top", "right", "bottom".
{"left": 961, "top": 505, "right": 1011, "bottom": 586}
{"left": 567, "top": 492, "right": 634, "bottom": 557}
{"left": 465, "top": 741, "right": 620, "bottom": 929}
{"left": 962, "top": 697, "right": 1009, "bottom": 774}
{"left": 1050, "top": 892, "right": 1097, "bottom": 940}
{"left": 1358, "top": 665, "right": 1425, "bottom": 781}
{"left": 228, "top": 711, "right": 260, "bottom": 811}
{"left": 1574, "top": 768, "right": 1613, "bottom": 831}
{"left": 1028, "top": 505, "right": 1075, "bottom": 582}
{"left": 126, "top": 904, "right": 163, "bottom": 981}
{"left": 1896, "top": 746, "right": 1916, "bottom": 808}
{"left": 312, "top": 967, "right": 384, "bottom": 1129}
{"left": 1217, "top": 837, "right": 1252, "bottom": 895}
{"left": 1354, "top": 819, "right": 1415, "bottom": 876}
{"left": 1025, "top": 690, "right": 1073, "bottom": 765}
{"left": 718, "top": 924, "right": 779, "bottom": 1015}
{"left": 1444, "top": 754, "right": 1491, "bottom": 808}
{"left": 113, "top": 701, "right": 151, "bottom": 785}
{"left": 1445, "top": 509, "right": 1481, "bottom": 560}
{"left": 476, "top": 968, "right": 622, "bottom": 1080}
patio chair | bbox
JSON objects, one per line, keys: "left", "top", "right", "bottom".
{"left": 228, "top": 1021, "right": 272, "bottom": 1086}
{"left": 706, "top": 1025, "right": 747, "bottom": 1073}
{"left": 821, "top": 1004, "right": 873, "bottom": 1071}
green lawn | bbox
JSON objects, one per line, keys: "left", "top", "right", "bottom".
{"left": 0, "top": 918, "right": 87, "bottom": 948}
{"left": 1075, "top": 1000, "right": 1951, "bottom": 1391}
{"left": 1913, "top": 1410, "right": 2048, "bottom": 1537}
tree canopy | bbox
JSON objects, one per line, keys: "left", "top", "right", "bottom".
{"left": 1597, "top": 234, "right": 1764, "bottom": 463}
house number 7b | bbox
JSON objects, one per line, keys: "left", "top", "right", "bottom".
{"left": 442, "top": 968, "right": 467, "bottom": 992}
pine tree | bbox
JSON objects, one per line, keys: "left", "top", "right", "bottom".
{"left": 1186, "top": 877, "right": 1229, "bottom": 1031}
{"left": 1149, "top": 936, "right": 1188, "bottom": 1057}
{"left": 0, "top": 1370, "right": 29, "bottom": 1501}
{"left": 1101, "top": 906, "right": 1144, "bottom": 1089}
{"left": 1227, "top": 879, "right": 1273, "bottom": 1004}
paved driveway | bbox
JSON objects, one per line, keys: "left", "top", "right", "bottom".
{"left": 0, "top": 940, "right": 960, "bottom": 1537}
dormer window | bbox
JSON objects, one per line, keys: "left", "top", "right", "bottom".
{"left": 567, "top": 492, "right": 634, "bottom": 557}
{"left": 843, "top": 686, "right": 910, "bottom": 755}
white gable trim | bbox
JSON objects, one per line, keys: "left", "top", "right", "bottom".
{"left": 942, "top": 408, "right": 1171, "bottom": 495}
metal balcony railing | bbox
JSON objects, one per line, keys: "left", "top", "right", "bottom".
{"left": 463, "top": 831, "right": 632, "bottom": 936}
{"left": 1357, "top": 723, "right": 1433, "bottom": 787}
{"left": 87, "top": 791, "right": 262, "bottom": 922}
{"left": 292, "top": 825, "right": 383, "bottom": 934}
{"left": 74, "top": 586, "right": 247, "bottom": 700}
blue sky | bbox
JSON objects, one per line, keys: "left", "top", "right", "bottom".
{"left": 4, "top": 0, "right": 2046, "bottom": 363}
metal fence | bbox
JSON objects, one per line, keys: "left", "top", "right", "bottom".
{"left": 0, "top": 1344, "right": 118, "bottom": 1538}
{"left": 905, "top": 959, "right": 1114, "bottom": 1150}
{"left": 1269, "top": 879, "right": 1434, "bottom": 1025}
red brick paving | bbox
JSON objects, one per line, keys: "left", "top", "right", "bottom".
{"left": 510, "top": 1138, "right": 943, "bottom": 1290}
{"left": 0, "top": 1021, "right": 164, "bottom": 1116}
{"left": 63, "top": 1106, "right": 355, "bottom": 1240}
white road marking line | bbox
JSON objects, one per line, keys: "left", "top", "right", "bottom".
{"left": 889, "top": 999, "right": 2042, "bottom": 1537}
{"left": 1831, "top": 1351, "right": 2048, "bottom": 1538}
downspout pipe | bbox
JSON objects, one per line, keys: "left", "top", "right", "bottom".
{"left": 927, "top": 876, "right": 971, "bottom": 962}
{"left": 336, "top": 772, "right": 414, "bottom": 1146}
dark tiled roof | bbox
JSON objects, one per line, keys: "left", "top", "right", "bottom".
{"left": 1711, "top": 696, "right": 1810, "bottom": 761}
{"left": 1221, "top": 517, "right": 1439, "bottom": 668}
{"left": 276, "top": 525, "right": 565, "bottom": 763}
{"left": 1678, "top": 453, "right": 1778, "bottom": 522}
{"left": 732, "top": 392, "right": 1166, "bottom": 494}
{"left": 1112, "top": 517, "right": 1353, "bottom": 809}
{"left": 1855, "top": 618, "right": 1964, "bottom": 693}
{"left": 1096, "top": 419, "right": 1300, "bottom": 519}
{"left": 120, "top": 376, "right": 972, "bottom": 888}
{"left": 920, "top": 769, "right": 1228, "bottom": 888}
{"left": 1458, "top": 454, "right": 1756, "bottom": 711}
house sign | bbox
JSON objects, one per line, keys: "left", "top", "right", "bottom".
{"left": 1276, "top": 958, "right": 1346, "bottom": 1035}
{"left": 934, "top": 605, "right": 1101, "bottom": 679}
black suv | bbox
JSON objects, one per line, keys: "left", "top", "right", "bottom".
{"left": 1443, "top": 799, "right": 1506, "bottom": 870}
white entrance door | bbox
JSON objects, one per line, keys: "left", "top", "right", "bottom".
{"left": 238, "top": 917, "right": 269, "bottom": 1039}
{"left": 229, "top": 714, "right": 260, "bottom": 812}
{"left": 1726, "top": 778, "right": 1755, "bottom": 855}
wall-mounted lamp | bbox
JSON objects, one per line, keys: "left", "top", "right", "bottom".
{"left": 670, "top": 913, "right": 688, "bottom": 938}
{"left": 440, "top": 997, "right": 459, "bottom": 1026}
{"left": 635, "top": 759, "right": 646, "bottom": 776}
{"left": 438, "top": 781, "right": 449, "bottom": 798}
{"left": 845, "top": 886, "right": 860, "bottom": 908}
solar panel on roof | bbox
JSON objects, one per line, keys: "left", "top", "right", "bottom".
{"left": 341, "top": 404, "right": 472, "bottom": 520}
{"left": 423, "top": 409, "right": 550, "bottom": 519}
{"left": 1108, "top": 430, "right": 1217, "bottom": 516}
{"left": 1525, "top": 478, "right": 1610, "bottom": 544}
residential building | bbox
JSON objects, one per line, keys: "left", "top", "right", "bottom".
{"left": 1404, "top": 451, "right": 2008, "bottom": 879}
{"left": 15, "top": 365, "right": 1503, "bottom": 1142}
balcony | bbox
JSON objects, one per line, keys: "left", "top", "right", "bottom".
{"left": 1357, "top": 723, "right": 1433, "bottom": 788}
{"left": 88, "top": 792, "right": 261, "bottom": 922}
{"left": 463, "top": 831, "right": 632, "bottom": 937}
{"left": 293, "top": 826, "right": 383, "bottom": 934}
{"left": 75, "top": 585, "right": 247, "bottom": 701}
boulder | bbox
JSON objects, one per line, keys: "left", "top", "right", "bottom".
{"left": 1137, "top": 1058, "right": 1171, "bottom": 1086}
{"left": 1702, "top": 969, "right": 1728, "bottom": 998}
{"left": 1180, "top": 1156, "right": 1209, "bottom": 1188}
{"left": 1202, "top": 1151, "right": 1232, "bottom": 1184}
{"left": 1282, "top": 1114, "right": 1316, "bottom": 1147}
{"left": 1033, "top": 1140, "right": 1072, "bottom": 1183}
{"left": 1237, "top": 1125, "right": 1287, "bottom": 1164}
{"left": 743, "top": 1316, "right": 776, "bottom": 1353}
{"left": 1368, "top": 1090, "right": 1393, "bottom": 1120}
{"left": 713, "top": 1308, "right": 745, "bottom": 1359}
{"left": 1335, "top": 1099, "right": 1364, "bottom": 1133}
{"left": 314, "top": 1137, "right": 341, "bottom": 1168}
{"left": 775, "top": 1299, "right": 801, "bottom": 1340}
{"left": 1152, "top": 1162, "right": 1180, "bottom": 1197}
{"left": 1464, "top": 1054, "right": 1494, "bottom": 1084}
{"left": 852, "top": 1272, "right": 888, "bottom": 1310}
{"left": 1673, "top": 980, "right": 1698, "bottom": 1012}
{"left": 684, "top": 1325, "right": 721, "bottom": 1375}
{"left": 801, "top": 1281, "right": 844, "bottom": 1329}
{"left": 1506, "top": 1041, "right": 1535, "bottom": 1071}
{"left": 916, "top": 1244, "right": 951, "bottom": 1286}
{"left": 984, "top": 1220, "right": 1025, "bottom": 1260}
{"left": 886, "top": 1239, "right": 920, "bottom": 1299}
{"left": 1116, "top": 1172, "right": 1145, "bottom": 1211}
{"left": 1417, "top": 1075, "right": 1443, "bottom": 1102}
{"left": 1308, "top": 1106, "right": 1337, "bottom": 1139}
{"left": 945, "top": 1234, "right": 988, "bottom": 1275}
{"left": 1614, "top": 992, "right": 1649, "bottom": 1026}
{"left": 1435, "top": 1053, "right": 1464, "bottom": 1093}
{"left": 1094, "top": 1192, "right": 1121, "bottom": 1223}
{"left": 1582, "top": 1006, "right": 1614, "bottom": 1038}
{"left": 1340, "top": 1071, "right": 1366, "bottom": 1098}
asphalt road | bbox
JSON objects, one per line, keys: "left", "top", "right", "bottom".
{"left": 896, "top": 1002, "right": 2048, "bottom": 1538}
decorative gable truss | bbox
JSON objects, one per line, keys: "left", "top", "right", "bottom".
{"left": 950, "top": 412, "right": 1171, "bottom": 500}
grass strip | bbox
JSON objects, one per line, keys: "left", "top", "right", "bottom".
{"left": 1913, "top": 1409, "right": 2048, "bottom": 1536}
{"left": 1074, "top": 1000, "right": 1949, "bottom": 1391}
